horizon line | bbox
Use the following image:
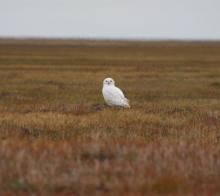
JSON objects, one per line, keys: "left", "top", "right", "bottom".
{"left": 0, "top": 36, "right": 220, "bottom": 42}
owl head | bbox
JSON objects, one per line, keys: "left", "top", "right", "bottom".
{"left": 103, "top": 78, "right": 115, "bottom": 86}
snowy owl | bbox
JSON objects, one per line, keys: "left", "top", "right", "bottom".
{"left": 102, "top": 77, "right": 130, "bottom": 108}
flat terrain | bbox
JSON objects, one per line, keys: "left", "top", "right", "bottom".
{"left": 0, "top": 39, "right": 220, "bottom": 195}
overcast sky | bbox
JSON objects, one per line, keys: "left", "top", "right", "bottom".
{"left": 0, "top": 0, "right": 220, "bottom": 40}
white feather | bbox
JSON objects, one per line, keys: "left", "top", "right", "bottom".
{"left": 102, "top": 78, "right": 130, "bottom": 108}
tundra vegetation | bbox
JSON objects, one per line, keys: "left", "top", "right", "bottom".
{"left": 0, "top": 39, "right": 220, "bottom": 195}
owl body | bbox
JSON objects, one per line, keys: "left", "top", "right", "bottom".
{"left": 102, "top": 78, "right": 130, "bottom": 108}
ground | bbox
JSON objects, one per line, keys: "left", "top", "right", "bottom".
{"left": 0, "top": 39, "right": 220, "bottom": 195}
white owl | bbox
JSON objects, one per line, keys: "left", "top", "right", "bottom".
{"left": 102, "top": 77, "right": 130, "bottom": 108}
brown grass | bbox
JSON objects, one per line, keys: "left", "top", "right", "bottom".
{"left": 0, "top": 39, "right": 220, "bottom": 195}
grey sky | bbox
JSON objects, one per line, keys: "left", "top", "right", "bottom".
{"left": 0, "top": 0, "right": 220, "bottom": 40}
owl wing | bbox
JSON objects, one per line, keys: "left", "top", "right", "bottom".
{"left": 114, "top": 87, "right": 130, "bottom": 107}
{"left": 104, "top": 86, "right": 130, "bottom": 107}
{"left": 112, "top": 86, "right": 125, "bottom": 98}
{"left": 105, "top": 86, "right": 124, "bottom": 100}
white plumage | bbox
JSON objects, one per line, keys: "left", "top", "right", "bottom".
{"left": 102, "top": 77, "right": 130, "bottom": 108}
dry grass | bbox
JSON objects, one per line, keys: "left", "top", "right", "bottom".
{"left": 0, "top": 39, "right": 220, "bottom": 195}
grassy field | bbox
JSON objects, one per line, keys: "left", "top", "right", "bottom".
{"left": 0, "top": 39, "right": 220, "bottom": 195}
